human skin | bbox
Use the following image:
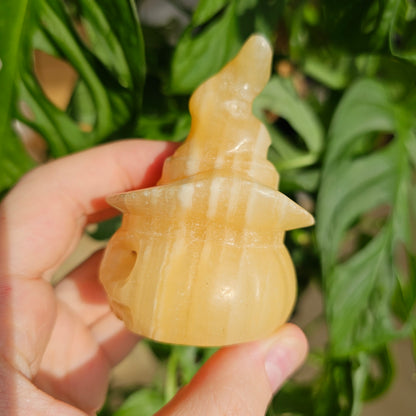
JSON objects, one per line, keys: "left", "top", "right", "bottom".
{"left": 0, "top": 139, "right": 308, "bottom": 415}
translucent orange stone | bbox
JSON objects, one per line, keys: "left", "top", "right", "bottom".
{"left": 99, "top": 34, "right": 314, "bottom": 346}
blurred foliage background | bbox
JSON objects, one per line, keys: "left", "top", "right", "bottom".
{"left": 1, "top": 0, "right": 415, "bottom": 415}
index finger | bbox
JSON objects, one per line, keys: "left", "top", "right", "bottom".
{"left": 0, "top": 139, "right": 177, "bottom": 280}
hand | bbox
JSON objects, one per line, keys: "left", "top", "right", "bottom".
{"left": 0, "top": 140, "right": 308, "bottom": 416}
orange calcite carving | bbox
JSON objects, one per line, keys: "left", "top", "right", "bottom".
{"left": 100, "top": 35, "right": 314, "bottom": 346}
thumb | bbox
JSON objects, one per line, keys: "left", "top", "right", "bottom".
{"left": 156, "top": 324, "right": 308, "bottom": 416}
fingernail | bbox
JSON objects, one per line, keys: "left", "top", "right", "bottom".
{"left": 264, "top": 334, "right": 307, "bottom": 392}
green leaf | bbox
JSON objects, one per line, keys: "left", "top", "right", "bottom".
{"left": 0, "top": 0, "right": 28, "bottom": 143}
{"left": 0, "top": 126, "right": 35, "bottom": 192}
{"left": 0, "top": 0, "right": 146, "bottom": 194}
{"left": 362, "top": 347, "right": 394, "bottom": 400}
{"left": 237, "top": 0, "right": 286, "bottom": 40}
{"left": 324, "top": 230, "right": 399, "bottom": 356}
{"left": 392, "top": 250, "right": 416, "bottom": 323}
{"left": 322, "top": 79, "right": 395, "bottom": 166}
{"left": 313, "top": 360, "right": 354, "bottom": 416}
{"left": 170, "top": 1, "right": 240, "bottom": 93}
{"left": 164, "top": 345, "right": 217, "bottom": 400}
{"left": 136, "top": 111, "right": 191, "bottom": 142}
{"left": 316, "top": 78, "right": 416, "bottom": 358}
{"left": 320, "top": 0, "right": 395, "bottom": 53}
{"left": 79, "top": 0, "right": 145, "bottom": 91}
{"left": 113, "top": 389, "right": 165, "bottom": 416}
{"left": 0, "top": 0, "right": 36, "bottom": 192}
{"left": 289, "top": 0, "right": 400, "bottom": 88}
{"left": 267, "top": 382, "right": 314, "bottom": 415}
{"left": 14, "top": 0, "right": 146, "bottom": 157}
{"left": 191, "top": 0, "right": 229, "bottom": 26}
{"left": 87, "top": 216, "right": 121, "bottom": 241}
{"left": 66, "top": 79, "right": 96, "bottom": 127}
{"left": 170, "top": 0, "right": 285, "bottom": 93}
{"left": 302, "top": 51, "right": 354, "bottom": 90}
{"left": 318, "top": 148, "right": 396, "bottom": 271}
{"left": 279, "top": 168, "right": 320, "bottom": 193}
{"left": 390, "top": 0, "right": 416, "bottom": 64}
{"left": 254, "top": 75, "right": 324, "bottom": 170}
{"left": 145, "top": 339, "right": 174, "bottom": 361}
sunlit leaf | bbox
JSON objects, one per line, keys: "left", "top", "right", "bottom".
{"left": 254, "top": 75, "right": 324, "bottom": 164}
{"left": 14, "top": 0, "right": 145, "bottom": 156}
{"left": 191, "top": 0, "right": 229, "bottom": 26}
{"left": 113, "top": 389, "right": 165, "bottom": 416}
{"left": 0, "top": 0, "right": 36, "bottom": 191}
{"left": 170, "top": 1, "right": 240, "bottom": 93}
{"left": 170, "top": 0, "right": 285, "bottom": 93}
{"left": 317, "top": 79, "right": 416, "bottom": 357}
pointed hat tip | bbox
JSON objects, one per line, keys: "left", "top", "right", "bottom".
{"left": 228, "top": 34, "right": 273, "bottom": 93}
{"left": 247, "top": 34, "right": 272, "bottom": 53}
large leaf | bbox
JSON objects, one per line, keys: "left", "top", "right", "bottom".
{"left": 320, "top": 0, "right": 397, "bottom": 53}
{"left": 169, "top": 1, "right": 240, "bottom": 94}
{"left": 390, "top": 0, "right": 416, "bottom": 64}
{"left": 302, "top": 51, "right": 355, "bottom": 90}
{"left": 0, "top": 0, "right": 36, "bottom": 191}
{"left": 19, "top": 0, "right": 145, "bottom": 152}
{"left": 170, "top": 0, "right": 285, "bottom": 93}
{"left": 191, "top": 0, "right": 229, "bottom": 26}
{"left": 254, "top": 75, "right": 324, "bottom": 170}
{"left": 0, "top": 0, "right": 28, "bottom": 141}
{"left": 79, "top": 0, "right": 145, "bottom": 91}
{"left": 316, "top": 78, "right": 416, "bottom": 358}
{"left": 0, "top": 0, "right": 146, "bottom": 191}
{"left": 0, "top": 0, "right": 145, "bottom": 194}
{"left": 288, "top": 0, "right": 400, "bottom": 89}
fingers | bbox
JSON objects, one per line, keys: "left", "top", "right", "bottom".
{"left": 90, "top": 311, "right": 138, "bottom": 367}
{"left": 157, "top": 324, "right": 308, "bottom": 416}
{"left": 33, "top": 300, "right": 111, "bottom": 414}
{"left": 0, "top": 139, "right": 177, "bottom": 280}
{"left": 0, "top": 357, "right": 87, "bottom": 416}
{"left": 55, "top": 250, "right": 139, "bottom": 365}
{"left": 33, "top": 301, "right": 138, "bottom": 413}
{"left": 55, "top": 251, "right": 108, "bottom": 328}
{"left": 34, "top": 265, "right": 138, "bottom": 413}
